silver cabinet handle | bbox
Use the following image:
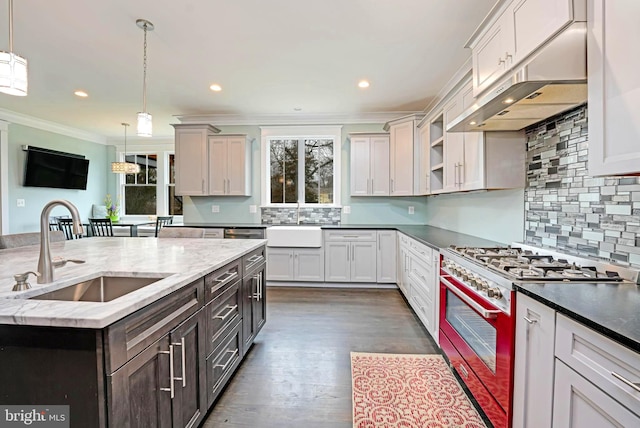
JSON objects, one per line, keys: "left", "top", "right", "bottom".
{"left": 498, "top": 57, "right": 505, "bottom": 65}
{"left": 611, "top": 372, "right": 640, "bottom": 393}
{"left": 459, "top": 162, "right": 464, "bottom": 186}
{"left": 215, "top": 349, "right": 238, "bottom": 371}
{"left": 505, "top": 51, "right": 512, "bottom": 61}
{"left": 247, "top": 254, "right": 262, "bottom": 263}
{"left": 453, "top": 163, "right": 458, "bottom": 185}
{"left": 441, "top": 276, "right": 500, "bottom": 319}
{"left": 391, "top": 178, "right": 394, "bottom": 192}
{"left": 171, "top": 339, "right": 186, "bottom": 387}
{"left": 213, "top": 270, "right": 238, "bottom": 288}
{"left": 159, "top": 345, "right": 175, "bottom": 398}
{"left": 213, "top": 304, "right": 238, "bottom": 320}
{"left": 201, "top": 179, "right": 205, "bottom": 193}
{"left": 523, "top": 317, "right": 538, "bottom": 324}
{"left": 352, "top": 245, "right": 355, "bottom": 261}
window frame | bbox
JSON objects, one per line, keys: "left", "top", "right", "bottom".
{"left": 260, "top": 125, "right": 342, "bottom": 207}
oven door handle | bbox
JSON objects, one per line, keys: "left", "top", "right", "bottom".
{"left": 441, "top": 276, "right": 501, "bottom": 320}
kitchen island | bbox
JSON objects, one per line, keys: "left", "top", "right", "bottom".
{"left": 0, "top": 237, "right": 267, "bottom": 428}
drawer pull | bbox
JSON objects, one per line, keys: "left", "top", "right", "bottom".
{"left": 611, "top": 371, "right": 640, "bottom": 393}
{"left": 170, "top": 338, "right": 187, "bottom": 387}
{"left": 342, "top": 235, "right": 360, "bottom": 238}
{"left": 214, "top": 271, "right": 238, "bottom": 286}
{"left": 213, "top": 304, "right": 238, "bottom": 321}
{"left": 215, "top": 349, "right": 239, "bottom": 371}
{"left": 523, "top": 317, "right": 538, "bottom": 324}
{"left": 247, "top": 254, "right": 263, "bottom": 263}
{"left": 159, "top": 345, "right": 175, "bottom": 398}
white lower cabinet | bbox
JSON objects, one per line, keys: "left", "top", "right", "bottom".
{"left": 376, "top": 231, "right": 397, "bottom": 283}
{"left": 324, "top": 230, "right": 377, "bottom": 283}
{"left": 266, "top": 248, "right": 324, "bottom": 282}
{"left": 512, "top": 293, "right": 556, "bottom": 428}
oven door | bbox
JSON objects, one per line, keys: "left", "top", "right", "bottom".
{"left": 439, "top": 273, "right": 513, "bottom": 413}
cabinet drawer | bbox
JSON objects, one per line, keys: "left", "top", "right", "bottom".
{"left": 206, "top": 318, "right": 242, "bottom": 406}
{"left": 205, "top": 258, "right": 241, "bottom": 303}
{"left": 398, "top": 233, "right": 410, "bottom": 246}
{"left": 104, "top": 278, "right": 204, "bottom": 373}
{"left": 206, "top": 279, "right": 241, "bottom": 357}
{"left": 243, "top": 246, "right": 266, "bottom": 275}
{"left": 324, "top": 229, "right": 377, "bottom": 242}
{"left": 555, "top": 314, "right": 640, "bottom": 415}
{"left": 409, "top": 287, "right": 435, "bottom": 334}
{"left": 408, "top": 256, "right": 434, "bottom": 299}
{"left": 408, "top": 238, "right": 433, "bottom": 259}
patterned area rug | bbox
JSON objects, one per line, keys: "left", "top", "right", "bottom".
{"left": 351, "top": 352, "right": 487, "bottom": 428}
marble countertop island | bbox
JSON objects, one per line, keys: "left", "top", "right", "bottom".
{"left": 0, "top": 237, "right": 265, "bottom": 329}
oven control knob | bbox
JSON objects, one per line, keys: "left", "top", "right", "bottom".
{"left": 461, "top": 270, "right": 470, "bottom": 280}
{"left": 468, "top": 277, "right": 478, "bottom": 289}
{"left": 487, "top": 288, "right": 503, "bottom": 299}
{"left": 478, "top": 280, "right": 489, "bottom": 291}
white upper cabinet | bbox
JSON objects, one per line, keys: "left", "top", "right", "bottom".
{"left": 386, "top": 114, "right": 424, "bottom": 196}
{"left": 415, "top": 124, "right": 431, "bottom": 195}
{"left": 588, "top": 0, "right": 640, "bottom": 176}
{"left": 470, "top": 0, "right": 582, "bottom": 97}
{"left": 173, "top": 124, "right": 220, "bottom": 196}
{"left": 349, "top": 134, "right": 390, "bottom": 196}
{"left": 460, "top": 83, "right": 485, "bottom": 191}
{"left": 442, "top": 96, "right": 465, "bottom": 193}
{"left": 208, "top": 135, "right": 251, "bottom": 196}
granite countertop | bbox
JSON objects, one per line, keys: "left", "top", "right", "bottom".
{"left": 178, "top": 223, "right": 269, "bottom": 229}
{"left": 0, "top": 238, "right": 266, "bottom": 328}
{"left": 514, "top": 281, "right": 640, "bottom": 352}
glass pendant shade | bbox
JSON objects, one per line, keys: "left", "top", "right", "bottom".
{"left": 0, "top": 51, "right": 27, "bottom": 96}
{"left": 136, "top": 112, "right": 152, "bottom": 137}
{"left": 111, "top": 161, "right": 140, "bottom": 174}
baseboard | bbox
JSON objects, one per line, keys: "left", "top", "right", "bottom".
{"left": 266, "top": 281, "right": 398, "bottom": 289}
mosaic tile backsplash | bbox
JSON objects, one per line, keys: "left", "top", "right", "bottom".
{"left": 524, "top": 104, "right": 640, "bottom": 267}
{"left": 261, "top": 207, "right": 341, "bottom": 225}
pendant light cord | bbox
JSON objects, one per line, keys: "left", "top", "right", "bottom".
{"left": 122, "top": 123, "right": 129, "bottom": 159}
{"left": 8, "top": 0, "right": 14, "bottom": 52}
{"left": 142, "top": 22, "right": 148, "bottom": 113}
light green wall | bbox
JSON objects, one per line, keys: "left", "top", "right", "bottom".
{"left": 182, "top": 123, "right": 429, "bottom": 225}
{"left": 423, "top": 189, "right": 525, "bottom": 244}
{"left": 8, "top": 124, "right": 109, "bottom": 233}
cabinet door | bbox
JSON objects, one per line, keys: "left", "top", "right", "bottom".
{"left": 170, "top": 311, "right": 207, "bottom": 428}
{"left": 389, "top": 122, "right": 414, "bottom": 196}
{"left": 443, "top": 97, "right": 464, "bottom": 193}
{"left": 460, "top": 82, "right": 486, "bottom": 191}
{"left": 472, "top": 8, "right": 514, "bottom": 97}
{"left": 208, "top": 138, "right": 228, "bottom": 195}
{"left": 553, "top": 360, "right": 640, "bottom": 427}
{"left": 241, "top": 273, "right": 257, "bottom": 353}
{"left": 350, "top": 137, "right": 371, "bottom": 196}
{"left": 294, "top": 249, "right": 324, "bottom": 281}
{"left": 417, "top": 125, "right": 430, "bottom": 195}
{"left": 351, "top": 241, "right": 377, "bottom": 282}
{"left": 588, "top": 0, "right": 640, "bottom": 176}
{"left": 370, "top": 136, "right": 390, "bottom": 196}
{"left": 252, "top": 267, "right": 266, "bottom": 338}
{"left": 175, "top": 129, "right": 208, "bottom": 196}
{"left": 512, "top": 0, "right": 572, "bottom": 65}
{"left": 376, "top": 231, "right": 397, "bottom": 283}
{"left": 108, "top": 335, "right": 172, "bottom": 428}
{"left": 226, "top": 137, "right": 248, "bottom": 195}
{"left": 324, "top": 242, "right": 350, "bottom": 282}
{"left": 512, "top": 294, "right": 556, "bottom": 428}
{"left": 266, "top": 249, "right": 294, "bottom": 281}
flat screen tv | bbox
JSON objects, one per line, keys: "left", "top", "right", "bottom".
{"left": 23, "top": 146, "right": 90, "bottom": 190}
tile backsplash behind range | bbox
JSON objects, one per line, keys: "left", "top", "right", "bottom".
{"left": 524, "top": 104, "right": 640, "bottom": 267}
{"left": 261, "top": 207, "right": 341, "bottom": 225}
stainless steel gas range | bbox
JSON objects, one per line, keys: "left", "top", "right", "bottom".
{"left": 438, "top": 244, "right": 639, "bottom": 428}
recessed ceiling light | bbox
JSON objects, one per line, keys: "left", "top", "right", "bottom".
{"left": 503, "top": 97, "right": 514, "bottom": 104}
{"left": 358, "top": 80, "right": 370, "bottom": 88}
{"left": 470, "top": 121, "right": 477, "bottom": 125}
{"left": 209, "top": 84, "right": 222, "bottom": 92}
{"left": 294, "top": 107, "right": 302, "bottom": 111}
{"left": 74, "top": 90, "right": 88, "bottom": 98}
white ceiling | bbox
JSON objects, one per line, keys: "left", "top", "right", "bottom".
{"left": 0, "top": 0, "right": 495, "bottom": 139}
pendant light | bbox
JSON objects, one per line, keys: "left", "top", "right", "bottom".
{"left": 0, "top": 0, "right": 27, "bottom": 96}
{"left": 111, "top": 123, "right": 141, "bottom": 174}
{"left": 136, "top": 19, "right": 154, "bottom": 137}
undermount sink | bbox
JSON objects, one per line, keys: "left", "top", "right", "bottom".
{"left": 29, "top": 274, "right": 169, "bottom": 302}
{"left": 266, "top": 225, "right": 322, "bottom": 248}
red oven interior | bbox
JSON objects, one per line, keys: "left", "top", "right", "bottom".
{"left": 439, "top": 267, "right": 515, "bottom": 428}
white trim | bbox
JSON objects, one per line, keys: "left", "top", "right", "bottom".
{"left": 0, "top": 108, "right": 107, "bottom": 144}
{"left": 0, "top": 120, "right": 9, "bottom": 234}
{"left": 175, "top": 111, "right": 420, "bottom": 126}
{"left": 260, "top": 125, "right": 342, "bottom": 207}
{"left": 421, "top": 58, "right": 473, "bottom": 126}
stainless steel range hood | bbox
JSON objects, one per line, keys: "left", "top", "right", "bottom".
{"left": 448, "top": 22, "right": 587, "bottom": 133}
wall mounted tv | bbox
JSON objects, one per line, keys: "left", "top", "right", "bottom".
{"left": 23, "top": 146, "right": 90, "bottom": 190}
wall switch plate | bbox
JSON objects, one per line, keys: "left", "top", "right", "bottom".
{"left": 17, "top": 199, "right": 25, "bottom": 207}
{"left": 408, "top": 206, "right": 415, "bottom": 215}
{"left": 343, "top": 206, "right": 351, "bottom": 214}
{"left": 249, "top": 205, "right": 257, "bottom": 214}
{"left": 211, "top": 205, "right": 220, "bottom": 213}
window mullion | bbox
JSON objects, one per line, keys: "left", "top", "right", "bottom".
{"left": 297, "top": 138, "right": 304, "bottom": 204}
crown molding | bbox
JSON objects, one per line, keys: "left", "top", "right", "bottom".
{"left": 174, "top": 111, "right": 422, "bottom": 126}
{"left": 0, "top": 108, "right": 107, "bottom": 144}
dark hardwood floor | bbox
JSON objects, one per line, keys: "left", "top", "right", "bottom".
{"left": 201, "top": 286, "right": 439, "bottom": 428}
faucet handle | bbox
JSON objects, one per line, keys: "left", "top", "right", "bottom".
{"left": 12, "top": 271, "right": 40, "bottom": 291}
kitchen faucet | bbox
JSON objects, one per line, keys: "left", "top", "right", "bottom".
{"left": 37, "top": 200, "right": 83, "bottom": 283}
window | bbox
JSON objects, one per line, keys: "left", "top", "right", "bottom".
{"left": 262, "top": 126, "right": 341, "bottom": 206}
{"left": 117, "top": 149, "right": 182, "bottom": 217}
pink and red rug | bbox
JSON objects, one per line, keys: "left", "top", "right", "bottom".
{"left": 351, "top": 352, "right": 487, "bottom": 428}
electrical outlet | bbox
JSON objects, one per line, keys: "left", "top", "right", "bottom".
{"left": 249, "top": 205, "right": 257, "bottom": 214}
{"left": 408, "top": 206, "right": 415, "bottom": 215}
{"left": 343, "top": 206, "right": 351, "bottom": 214}
{"left": 211, "top": 205, "right": 220, "bottom": 213}
{"left": 17, "top": 199, "right": 25, "bottom": 207}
